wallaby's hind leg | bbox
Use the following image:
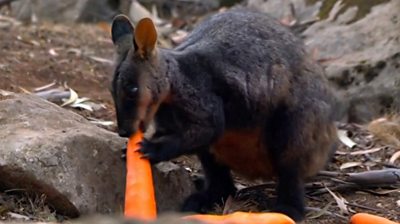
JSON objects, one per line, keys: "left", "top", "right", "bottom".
{"left": 182, "top": 150, "right": 236, "bottom": 213}
{"left": 274, "top": 165, "right": 305, "bottom": 221}
{"left": 263, "top": 106, "right": 307, "bottom": 221}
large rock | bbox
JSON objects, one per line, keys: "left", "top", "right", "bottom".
{"left": 246, "top": 0, "right": 322, "bottom": 24}
{"left": 10, "top": 0, "right": 119, "bottom": 23}
{"left": 153, "top": 162, "right": 195, "bottom": 212}
{"left": 0, "top": 93, "right": 126, "bottom": 217}
{"left": 302, "top": 0, "right": 400, "bottom": 123}
{"left": 0, "top": 93, "right": 195, "bottom": 217}
{"left": 138, "top": 0, "right": 219, "bottom": 19}
{"left": 248, "top": 0, "right": 400, "bottom": 123}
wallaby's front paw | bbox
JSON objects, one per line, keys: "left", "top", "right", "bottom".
{"left": 138, "top": 137, "right": 180, "bottom": 163}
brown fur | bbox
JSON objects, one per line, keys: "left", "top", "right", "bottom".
{"left": 212, "top": 129, "right": 274, "bottom": 179}
{"left": 110, "top": 9, "right": 339, "bottom": 221}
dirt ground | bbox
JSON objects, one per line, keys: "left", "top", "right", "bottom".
{"left": 0, "top": 22, "right": 399, "bottom": 223}
{"left": 0, "top": 21, "right": 116, "bottom": 128}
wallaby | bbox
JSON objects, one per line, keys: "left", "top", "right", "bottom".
{"left": 110, "top": 8, "right": 338, "bottom": 222}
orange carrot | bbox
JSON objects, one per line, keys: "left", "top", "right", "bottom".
{"left": 350, "top": 213, "right": 399, "bottom": 224}
{"left": 183, "top": 212, "right": 295, "bottom": 224}
{"left": 124, "top": 131, "right": 157, "bottom": 220}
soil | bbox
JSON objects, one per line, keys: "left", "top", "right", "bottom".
{"left": 0, "top": 21, "right": 116, "bottom": 130}
{"left": 0, "top": 22, "right": 399, "bottom": 223}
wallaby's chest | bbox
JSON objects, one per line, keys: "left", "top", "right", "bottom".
{"left": 211, "top": 128, "right": 275, "bottom": 179}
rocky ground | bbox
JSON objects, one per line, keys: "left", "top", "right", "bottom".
{"left": 0, "top": 0, "right": 399, "bottom": 223}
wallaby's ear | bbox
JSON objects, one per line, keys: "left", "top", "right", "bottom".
{"left": 134, "top": 18, "right": 157, "bottom": 58}
{"left": 111, "top": 15, "right": 134, "bottom": 55}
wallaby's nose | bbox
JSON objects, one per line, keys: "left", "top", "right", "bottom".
{"left": 118, "top": 129, "right": 131, "bottom": 138}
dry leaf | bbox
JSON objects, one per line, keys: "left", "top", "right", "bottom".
{"left": 88, "top": 56, "right": 113, "bottom": 65}
{"left": 34, "top": 81, "right": 57, "bottom": 92}
{"left": 29, "top": 40, "right": 40, "bottom": 46}
{"left": 325, "top": 187, "right": 350, "bottom": 215}
{"left": 0, "top": 15, "right": 22, "bottom": 27}
{"left": 7, "top": 212, "right": 30, "bottom": 221}
{"left": 70, "top": 102, "right": 93, "bottom": 111}
{"left": 335, "top": 150, "right": 348, "bottom": 155}
{"left": 67, "top": 48, "right": 82, "bottom": 56}
{"left": 222, "top": 195, "right": 235, "bottom": 215}
{"left": 350, "top": 147, "right": 382, "bottom": 155}
{"left": 129, "top": 1, "right": 163, "bottom": 25}
{"left": 337, "top": 129, "right": 357, "bottom": 148}
{"left": 89, "top": 120, "right": 114, "bottom": 126}
{"left": 61, "top": 88, "right": 78, "bottom": 107}
{"left": 367, "top": 189, "right": 400, "bottom": 195}
{"left": 0, "top": 89, "right": 13, "bottom": 96}
{"left": 72, "top": 97, "right": 90, "bottom": 104}
{"left": 18, "top": 86, "right": 31, "bottom": 94}
{"left": 48, "top": 48, "right": 59, "bottom": 56}
{"left": 389, "top": 150, "right": 400, "bottom": 164}
{"left": 88, "top": 117, "right": 114, "bottom": 126}
{"left": 307, "top": 202, "right": 333, "bottom": 219}
{"left": 171, "top": 30, "right": 189, "bottom": 45}
{"left": 184, "top": 167, "right": 192, "bottom": 172}
{"left": 340, "top": 162, "right": 363, "bottom": 170}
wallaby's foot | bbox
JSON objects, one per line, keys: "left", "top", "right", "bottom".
{"left": 182, "top": 190, "right": 233, "bottom": 213}
{"left": 182, "top": 151, "right": 237, "bottom": 213}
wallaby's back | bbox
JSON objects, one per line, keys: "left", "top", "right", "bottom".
{"left": 174, "top": 9, "right": 336, "bottom": 129}
{"left": 176, "top": 9, "right": 304, "bottom": 68}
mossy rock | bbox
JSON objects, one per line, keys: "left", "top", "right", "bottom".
{"left": 306, "top": 0, "right": 390, "bottom": 24}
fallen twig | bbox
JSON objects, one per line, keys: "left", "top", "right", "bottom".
{"left": 364, "top": 153, "right": 400, "bottom": 169}
{"left": 306, "top": 206, "right": 347, "bottom": 220}
{"left": 34, "top": 89, "right": 70, "bottom": 103}
{"left": 307, "top": 183, "right": 359, "bottom": 196}
{"left": 345, "top": 201, "right": 384, "bottom": 213}
{"left": 346, "top": 169, "right": 400, "bottom": 185}
{"left": 318, "top": 169, "right": 400, "bottom": 185}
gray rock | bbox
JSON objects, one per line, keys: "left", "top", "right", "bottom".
{"left": 153, "top": 162, "right": 196, "bottom": 212}
{"left": 0, "top": 93, "right": 127, "bottom": 217}
{"left": 10, "top": 0, "right": 119, "bottom": 23}
{"left": 302, "top": 0, "right": 400, "bottom": 123}
{"left": 247, "top": 0, "right": 400, "bottom": 123}
{"left": 0, "top": 94, "right": 195, "bottom": 218}
{"left": 138, "top": 0, "right": 220, "bottom": 19}
{"left": 246, "top": 0, "right": 322, "bottom": 24}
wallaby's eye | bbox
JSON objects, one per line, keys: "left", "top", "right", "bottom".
{"left": 126, "top": 86, "right": 138, "bottom": 99}
{"left": 131, "top": 87, "right": 138, "bottom": 93}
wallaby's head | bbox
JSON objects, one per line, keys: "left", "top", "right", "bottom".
{"left": 110, "top": 15, "right": 169, "bottom": 138}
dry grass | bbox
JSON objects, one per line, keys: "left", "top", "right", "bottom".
{"left": 0, "top": 190, "right": 65, "bottom": 222}
{"left": 368, "top": 114, "right": 400, "bottom": 148}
